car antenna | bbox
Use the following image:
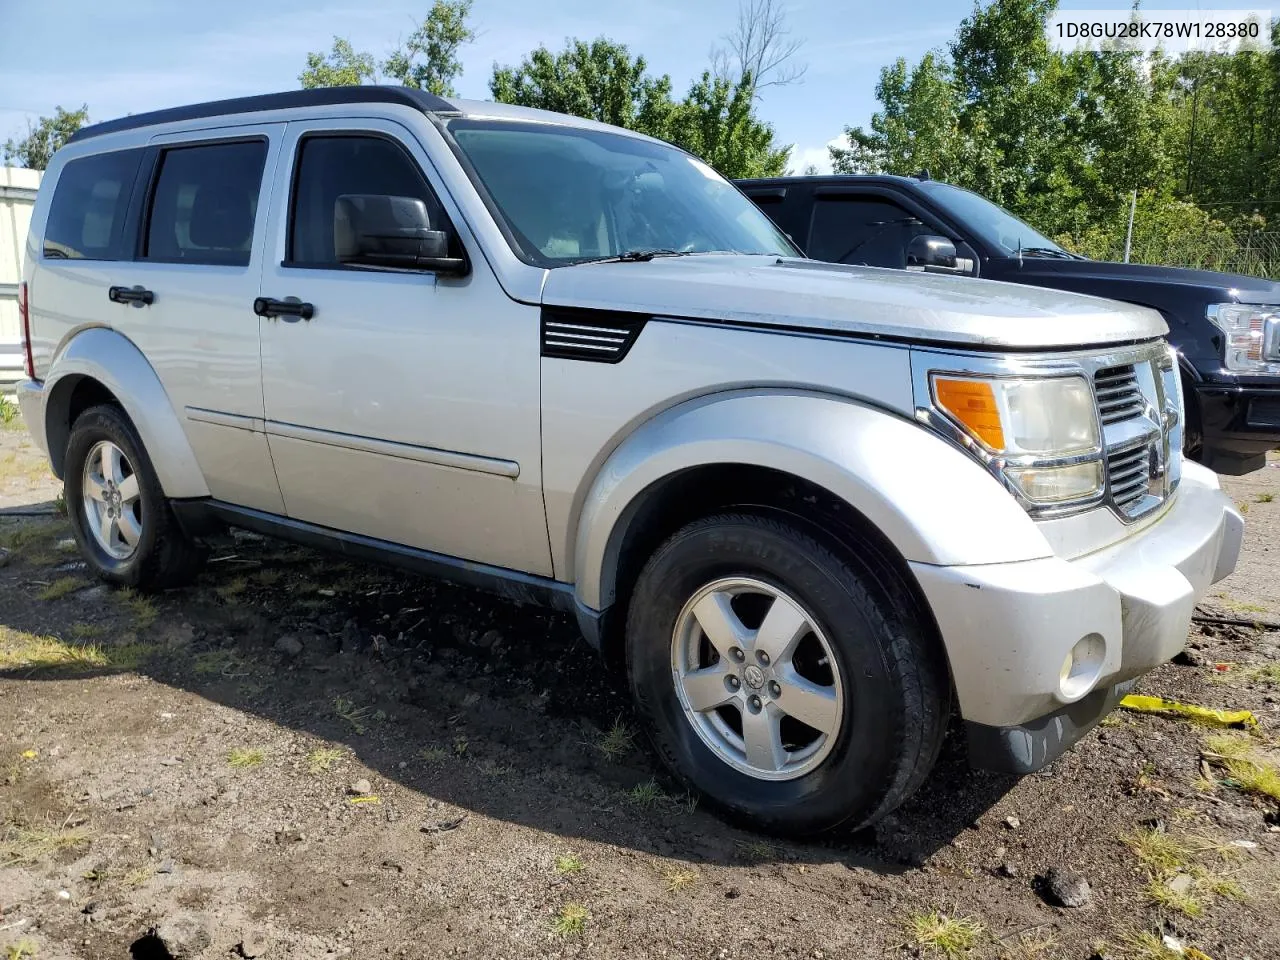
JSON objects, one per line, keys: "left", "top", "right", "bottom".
{"left": 914, "top": 169, "right": 931, "bottom": 181}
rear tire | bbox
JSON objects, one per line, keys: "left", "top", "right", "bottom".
{"left": 626, "top": 512, "right": 949, "bottom": 836}
{"left": 64, "top": 404, "right": 203, "bottom": 590}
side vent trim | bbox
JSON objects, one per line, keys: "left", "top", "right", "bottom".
{"left": 541, "top": 308, "right": 647, "bottom": 363}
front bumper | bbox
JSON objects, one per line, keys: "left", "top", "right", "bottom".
{"left": 910, "top": 461, "right": 1243, "bottom": 773}
{"left": 1192, "top": 380, "right": 1280, "bottom": 475}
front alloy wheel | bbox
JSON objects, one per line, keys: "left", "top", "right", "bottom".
{"left": 671, "top": 577, "right": 843, "bottom": 780}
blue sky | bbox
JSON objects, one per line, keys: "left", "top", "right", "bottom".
{"left": 0, "top": 0, "right": 1257, "bottom": 173}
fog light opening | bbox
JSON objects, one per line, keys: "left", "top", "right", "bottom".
{"left": 1059, "top": 633, "right": 1106, "bottom": 701}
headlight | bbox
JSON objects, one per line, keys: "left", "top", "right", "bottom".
{"left": 1207, "top": 303, "right": 1280, "bottom": 372}
{"left": 930, "top": 374, "right": 1104, "bottom": 505}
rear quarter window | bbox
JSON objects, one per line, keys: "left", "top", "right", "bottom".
{"left": 43, "top": 149, "right": 144, "bottom": 260}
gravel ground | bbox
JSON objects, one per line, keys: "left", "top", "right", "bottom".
{"left": 1, "top": 415, "right": 1278, "bottom": 960}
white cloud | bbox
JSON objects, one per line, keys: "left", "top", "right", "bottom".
{"left": 788, "top": 135, "right": 845, "bottom": 175}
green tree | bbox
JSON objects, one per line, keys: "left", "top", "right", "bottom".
{"left": 670, "top": 72, "right": 789, "bottom": 178}
{"left": 383, "top": 0, "right": 476, "bottom": 96}
{"left": 490, "top": 38, "right": 676, "bottom": 134}
{"left": 3, "top": 105, "right": 89, "bottom": 170}
{"left": 299, "top": 37, "right": 377, "bottom": 89}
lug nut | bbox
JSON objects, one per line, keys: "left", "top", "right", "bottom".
{"left": 748, "top": 695, "right": 762, "bottom": 712}
{"left": 769, "top": 681, "right": 782, "bottom": 698}
{"left": 727, "top": 675, "right": 741, "bottom": 690}
{"left": 757, "top": 651, "right": 770, "bottom": 666}
{"left": 731, "top": 647, "right": 745, "bottom": 662}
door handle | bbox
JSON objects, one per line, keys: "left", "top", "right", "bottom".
{"left": 253, "top": 296, "right": 314, "bottom": 321}
{"left": 108, "top": 285, "right": 155, "bottom": 307}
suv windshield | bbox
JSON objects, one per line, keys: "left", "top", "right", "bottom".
{"left": 445, "top": 118, "right": 797, "bottom": 266}
{"left": 918, "top": 181, "right": 1074, "bottom": 258}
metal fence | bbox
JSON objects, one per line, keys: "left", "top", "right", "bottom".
{"left": 1093, "top": 231, "right": 1280, "bottom": 279}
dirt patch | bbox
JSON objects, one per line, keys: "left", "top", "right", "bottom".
{"left": 2, "top": 425, "right": 1279, "bottom": 959}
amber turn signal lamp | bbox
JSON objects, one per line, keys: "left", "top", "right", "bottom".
{"left": 933, "top": 377, "right": 1005, "bottom": 451}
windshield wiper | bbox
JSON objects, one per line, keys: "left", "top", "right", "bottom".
{"left": 1020, "top": 245, "right": 1076, "bottom": 260}
{"left": 582, "top": 248, "right": 688, "bottom": 264}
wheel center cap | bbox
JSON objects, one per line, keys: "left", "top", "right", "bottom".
{"left": 742, "top": 664, "right": 766, "bottom": 690}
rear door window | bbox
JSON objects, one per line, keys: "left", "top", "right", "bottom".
{"left": 808, "top": 196, "right": 933, "bottom": 269}
{"left": 44, "top": 149, "right": 144, "bottom": 260}
{"left": 144, "top": 140, "right": 268, "bottom": 266}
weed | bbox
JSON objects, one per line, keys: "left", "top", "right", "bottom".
{"left": 0, "top": 824, "right": 91, "bottom": 865}
{"left": 452, "top": 736, "right": 469, "bottom": 757}
{"left": 736, "top": 839, "right": 778, "bottom": 860}
{"left": 53, "top": 489, "right": 67, "bottom": 516}
{"left": 625, "top": 779, "right": 664, "bottom": 810}
{"left": 108, "top": 642, "right": 159, "bottom": 670}
{"left": 418, "top": 745, "right": 450, "bottom": 764}
{"left": 0, "top": 396, "right": 18, "bottom": 425}
{"left": 906, "top": 910, "right": 983, "bottom": 957}
{"left": 333, "top": 696, "right": 374, "bottom": 734}
{"left": 254, "top": 568, "right": 283, "bottom": 586}
{"left": 555, "top": 853, "right": 584, "bottom": 875}
{"left": 215, "top": 575, "right": 249, "bottom": 601}
{"left": 5, "top": 941, "right": 37, "bottom": 960}
{"left": 551, "top": 903, "right": 588, "bottom": 938}
{"left": 227, "top": 747, "right": 265, "bottom": 768}
{"left": 1256, "top": 492, "right": 1275, "bottom": 503}
{"left": 1238, "top": 500, "right": 1251, "bottom": 514}
{"left": 117, "top": 588, "right": 158, "bottom": 628}
{"left": 192, "top": 649, "right": 250, "bottom": 678}
{"left": 593, "top": 717, "right": 634, "bottom": 761}
{"left": 307, "top": 747, "right": 344, "bottom": 774}
{"left": 1224, "top": 756, "right": 1280, "bottom": 800}
{"left": 37, "top": 575, "right": 84, "bottom": 601}
{"left": 1191, "top": 865, "right": 1245, "bottom": 900}
{"left": 1121, "top": 932, "right": 1183, "bottom": 960}
{"left": 1145, "top": 876, "right": 1203, "bottom": 917}
{"left": 0, "top": 627, "right": 107, "bottom": 670}
{"left": 1124, "top": 827, "right": 1192, "bottom": 873}
{"left": 68, "top": 622, "right": 105, "bottom": 641}
{"left": 123, "top": 863, "right": 156, "bottom": 887}
{"left": 1238, "top": 663, "right": 1280, "bottom": 685}
{"left": 663, "top": 867, "right": 697, "bottom": 892}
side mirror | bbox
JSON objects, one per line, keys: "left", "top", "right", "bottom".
{"left": 334, "top": 194, "right": 467, "bottom": 275}
{"left": 906, "top": 234, "right": 962, "bottom": 273}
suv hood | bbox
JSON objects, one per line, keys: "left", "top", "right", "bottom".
{"left": 1006, "top": 256, "right": 1280, "bottom": 304}
{"left": 541, "top": 256, "right": 1166, "bottom": 349}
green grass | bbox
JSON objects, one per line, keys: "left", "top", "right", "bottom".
{"left": 1204, "top": 733, "right": 1280, "bottom": 801}
{"left": 1145, "top": 876, "right": 1203, "bottom": 917}
{"left": 593, "top": 717, "right": 635, "bottom": 761}
{"left": 1256, "top": 492, "right": 1275, "bottom": 503}
{"left": 333, "top": 696, "right": 374, "bottom": 734}
{"left": 68, "top": 622, "right": 105, "bottom": 641}
{"left": 0, "top": 824, "right": 92, "bottom": 865}
{"left": 5, "top": 940, "right": 37, "bottom": 960}
{"left": 625, "top": 779, "right": 665, "bottom": 810}
{"left": 215, "top": 575, "right": 249, "bottom": 601}
{"left": 555, "top": 852, "right": 585, "bottom": 875}
{"left": 307, "top": 747, "right": 344, "bottom": 774}
{"left": 227, "top": 747, "right": 265, "bottom": 768}
{"left": 253, "top": 567, "right": 284, "bottom": 586}
{"left": 192, "top": 649, "right": 250, "bottom": 678}
{"left": 1124, "top": 827, "right": 1193, "bottom": 874}
{"left": 0, "top": 627, "right": 108, "bottom": 671}
{"left": 906, "top": 911, "right": 983, "bottom": 957}
{"left": 117, "top": 588, "right": 158, "bottom": 628}
{"left": 1237, "top": 663, "right": 1280, "bottom": 685}
{"left": 418, "top": 745, "right": 450, "bottom": 764}
{"left": 0, "top": 396, "right": 19, "bottom": 426}
{"left": 551, "top": 903, "right": 588, "bottom": 938}
{"left": 36, "top": 575, "right": 84, "bottom": 601}
{"left": 108, "top": 641, "right": 159, "bottom": 670}
{"left": 1121, "top": 932, "right": 1184, "bottom": 960}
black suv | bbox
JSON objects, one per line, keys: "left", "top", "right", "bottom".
{"left": 739, "top": 174, "right": 1280, "bottom": 475}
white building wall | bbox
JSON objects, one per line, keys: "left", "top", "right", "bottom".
{"left": 0, "top": 166, "right": 41, "bottom": 386}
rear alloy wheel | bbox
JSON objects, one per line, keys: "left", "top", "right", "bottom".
{"left": 627, "top": 512, "right": 949, "bottom": 837}
{"left": 64, "top": 404, "right": 203, "bottom": 590}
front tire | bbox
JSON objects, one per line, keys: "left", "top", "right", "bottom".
{"left": 626, "top": 513, "right": 949, "bottom": 836}
{"left": 64, "top": 404, "right": 202, "bottom": 590}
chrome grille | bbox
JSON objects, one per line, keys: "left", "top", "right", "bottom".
{"left": 1094, "top": 365, "right": 1144, "bottom": 424}
{"left": 1105, "top": 444, "right": 1149, "bottom": 512}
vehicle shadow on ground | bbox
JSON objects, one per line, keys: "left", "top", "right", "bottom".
{"left": 1, "top": 519, "right": 1019, "bottom": 874}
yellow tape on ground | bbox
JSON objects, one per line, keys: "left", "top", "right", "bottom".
{"left": 1119, "top": 694, "right": 1257, "bottom": 729}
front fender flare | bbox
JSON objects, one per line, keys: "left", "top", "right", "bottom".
{"left": 43, "top": 327, "right": 209, "bottom": 499}
{"left": 573, "top": 390, "right": 1053, "bottom": 612}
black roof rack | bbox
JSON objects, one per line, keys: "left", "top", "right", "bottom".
{"left": 67, "top": 86, "right": 457, "bottom": 144}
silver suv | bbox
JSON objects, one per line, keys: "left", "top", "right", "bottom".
{"left": 15, "top": 87, "right": 1243, "bottom": 836}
